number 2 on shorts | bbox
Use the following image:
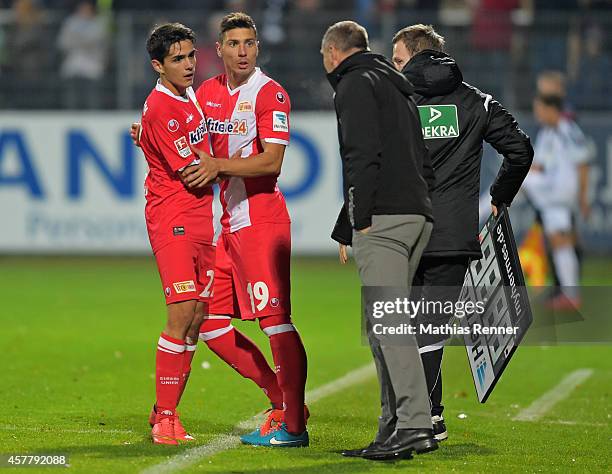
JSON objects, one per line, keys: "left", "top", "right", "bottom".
{"left": 200, "top": 270, "right": 215, "bottom": 297}
{"left": 247, "top": 281, "right": 269, "bottom": 313}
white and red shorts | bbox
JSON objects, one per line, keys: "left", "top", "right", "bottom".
{"left": 209, "top": 223, "right": 291, "bottom": 320}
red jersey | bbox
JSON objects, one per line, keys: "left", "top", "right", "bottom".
{"left": 140, "top": 81, "right": 214, "bottom": 253}
{"left": 196, "top": 67, "right": 291, "bottom": 233}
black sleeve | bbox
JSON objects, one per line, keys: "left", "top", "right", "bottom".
{"left": 484, "top": 98, "right": 534, "bottom": 206}
{"left": 336, "top": 73, "right": 382, "bottom": 230}
{"left": 422, "top": 145, "right": 436, "bottom": 193}
{"left": 331, "top": 206, "right": 353, "bottom": 245}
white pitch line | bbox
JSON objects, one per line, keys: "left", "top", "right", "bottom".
{"left": 141, "top": 362, "right": 376, "bottom": 474}
{"left": 513, "top": 369, "right": 593, "bottom": 422}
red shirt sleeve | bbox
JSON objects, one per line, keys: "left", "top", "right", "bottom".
{"left": 144, "top": 111, "right": 195, "bottom": 173}
{"left": 256, "top": 81, "right": 291, "bottom": 146}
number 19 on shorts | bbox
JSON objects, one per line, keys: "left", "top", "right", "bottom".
{"left": 247, "top": 281, "right": 269, "bottom": 313}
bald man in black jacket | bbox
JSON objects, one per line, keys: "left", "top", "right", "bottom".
{"left": 323, "top": 20, "right": 440, "bottom": 461}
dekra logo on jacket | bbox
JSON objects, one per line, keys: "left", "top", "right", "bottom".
{"left": 417, "top": 105, "right": 459, "bottom": 139}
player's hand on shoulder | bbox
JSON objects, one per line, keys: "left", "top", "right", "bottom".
{"left": 130, "top": 122, "right": 142, "bottom": 147}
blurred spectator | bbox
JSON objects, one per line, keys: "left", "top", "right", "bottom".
{"left": 2, "top": 0, "right": 49, "bottom": 108}
{"left": 466, "top": 0, "right": 529, "bottom": 103}
{"left": 568, "top": 24, "right": 612, "bottom": 111}
{"left": 57, "top": 0, "right": 109, "bottom": 109}
{"left": 194, "top": 12, "right": 225, "bottom": 85}
{"left": 279, "top": 0, "right": 333, "bottom": 109}
{"left": 530, "top": 0, "right": 579, "bottom": 75}
{"left": 470, "top": 0, "right": 519, "bottom": 52}
{"left": 536, "top": 70, "right": 576, "bottom": 118}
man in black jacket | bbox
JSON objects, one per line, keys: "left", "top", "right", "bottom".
{"left": 389, "top": 24, "right": 534, "bottom": 441}
{"left": 322, "top": 21, "right": 438, "bottom": 461}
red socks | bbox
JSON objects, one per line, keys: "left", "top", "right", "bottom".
{"left": 176, "top": 339, "right": 197, "bottom": 405}
{"left": 155, "top": 333, "right": 185, "bottom": 417}
{"left": 199, "top": 318, "right": 283, "bottom": 409}
{"left": 260, "top": 316, "right": 308, "bottom": 434}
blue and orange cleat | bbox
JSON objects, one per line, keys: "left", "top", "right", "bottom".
{"left": 241, "top": 405, "right": 310, "bottom": 447}
{"left": 240, "top": 422, "right": 309, "bottom": 447}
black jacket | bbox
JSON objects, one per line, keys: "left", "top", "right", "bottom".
{"left": 401, "top": 50, "right": 533, "bottom": 257}
{"left": 328, "top": 51, "right": 433, "bottom": 243}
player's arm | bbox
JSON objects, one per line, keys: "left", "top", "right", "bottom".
{"left": 566, "top": 124, "right": 593, "bottom": 218}
{"left": 220, "top": 141, "right": 285, "bottom": 176}
{"left": 484, "top": 98, "right": 534, "bottom": 207}
{"left": 578, "top": 162, "right": 590, "bottom": 218}
{"left": 183, "top": 141, "right": 285, "bottom": 188}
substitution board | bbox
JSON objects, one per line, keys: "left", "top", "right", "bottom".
{"left": 458, "top": 205, "right": 533, "bottom": 402}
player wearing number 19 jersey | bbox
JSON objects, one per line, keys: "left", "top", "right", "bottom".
{"left": 184, "top": 13, "right": 308, "bottom": 447}
{"left": 198, "top": 67, "right": 292, "bottom": 319}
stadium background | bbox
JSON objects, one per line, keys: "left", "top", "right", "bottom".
{"left": 1, "top": 1, "right": 611, "bottom": 472}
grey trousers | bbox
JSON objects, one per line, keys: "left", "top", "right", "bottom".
{"left": 353, "top": 214, "right": 433, "bottom": 438}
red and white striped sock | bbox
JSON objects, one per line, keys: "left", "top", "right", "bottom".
{"left": 200, "top": 317, "right": 283, "bottom": 409}
{"left": 155, "top": 333, "right": 185, "bottom": 418}
{"left": 259, "top": 315, "right": 307, "bottom": 434}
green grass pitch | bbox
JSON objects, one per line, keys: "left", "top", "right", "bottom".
{"left": 1, "top": 256, "right": 610, "bottom": 473}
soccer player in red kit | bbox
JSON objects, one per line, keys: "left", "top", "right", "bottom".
{"left": 139, "top": 23, "right": 290, "bottom": 448}
{"left": 139, "top": 23, "right": 216, "bottom": 445}
{"left": 182, "top": 13, "right": 309, "bottom": 447}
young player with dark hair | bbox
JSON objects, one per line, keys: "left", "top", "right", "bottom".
{"left": 139, "top": 22, "right": 213, "bottom": 445}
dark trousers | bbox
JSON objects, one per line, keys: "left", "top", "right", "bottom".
{"left": 411, "top": 255, "right": 470, "bottom": 417}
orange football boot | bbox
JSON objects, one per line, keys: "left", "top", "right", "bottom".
{"left": 151, "top": 415, "right": 178, "bottom": 446}
{"left": 149, "top": 405, "right": 195, "bottom": 442}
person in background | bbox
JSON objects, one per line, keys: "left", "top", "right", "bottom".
{"left": 522, "top": 90, "right": 592, "bottom": 310}
{"left": 3, "top": 0, "right": 48, "bottom": 108}
{"left": 57, "top": 0, "right": 109, "bottom": 109}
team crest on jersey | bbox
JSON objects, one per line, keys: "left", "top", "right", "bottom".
{"left": 272, "top": 111, "right": 288, "bottom": 132}
{"left": 206, "top": 117, "right": 248, "bottom": 135}
{"left": 174, "top": 136, "right": 192, "bottom": 158}
{"left": 167, "top": 119, "right": 180, "bottom": 132}
{"left": 276, "top": 92, "right": 286, "bottom": 104}
{"left": 173, "top": 280, "right": 196, "bottom": 293}
{"left": 189, "top": 120, "right": 207, "bottom": 145}
{"left": 237, "top": 101, "right": 253, "bottom": 112}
